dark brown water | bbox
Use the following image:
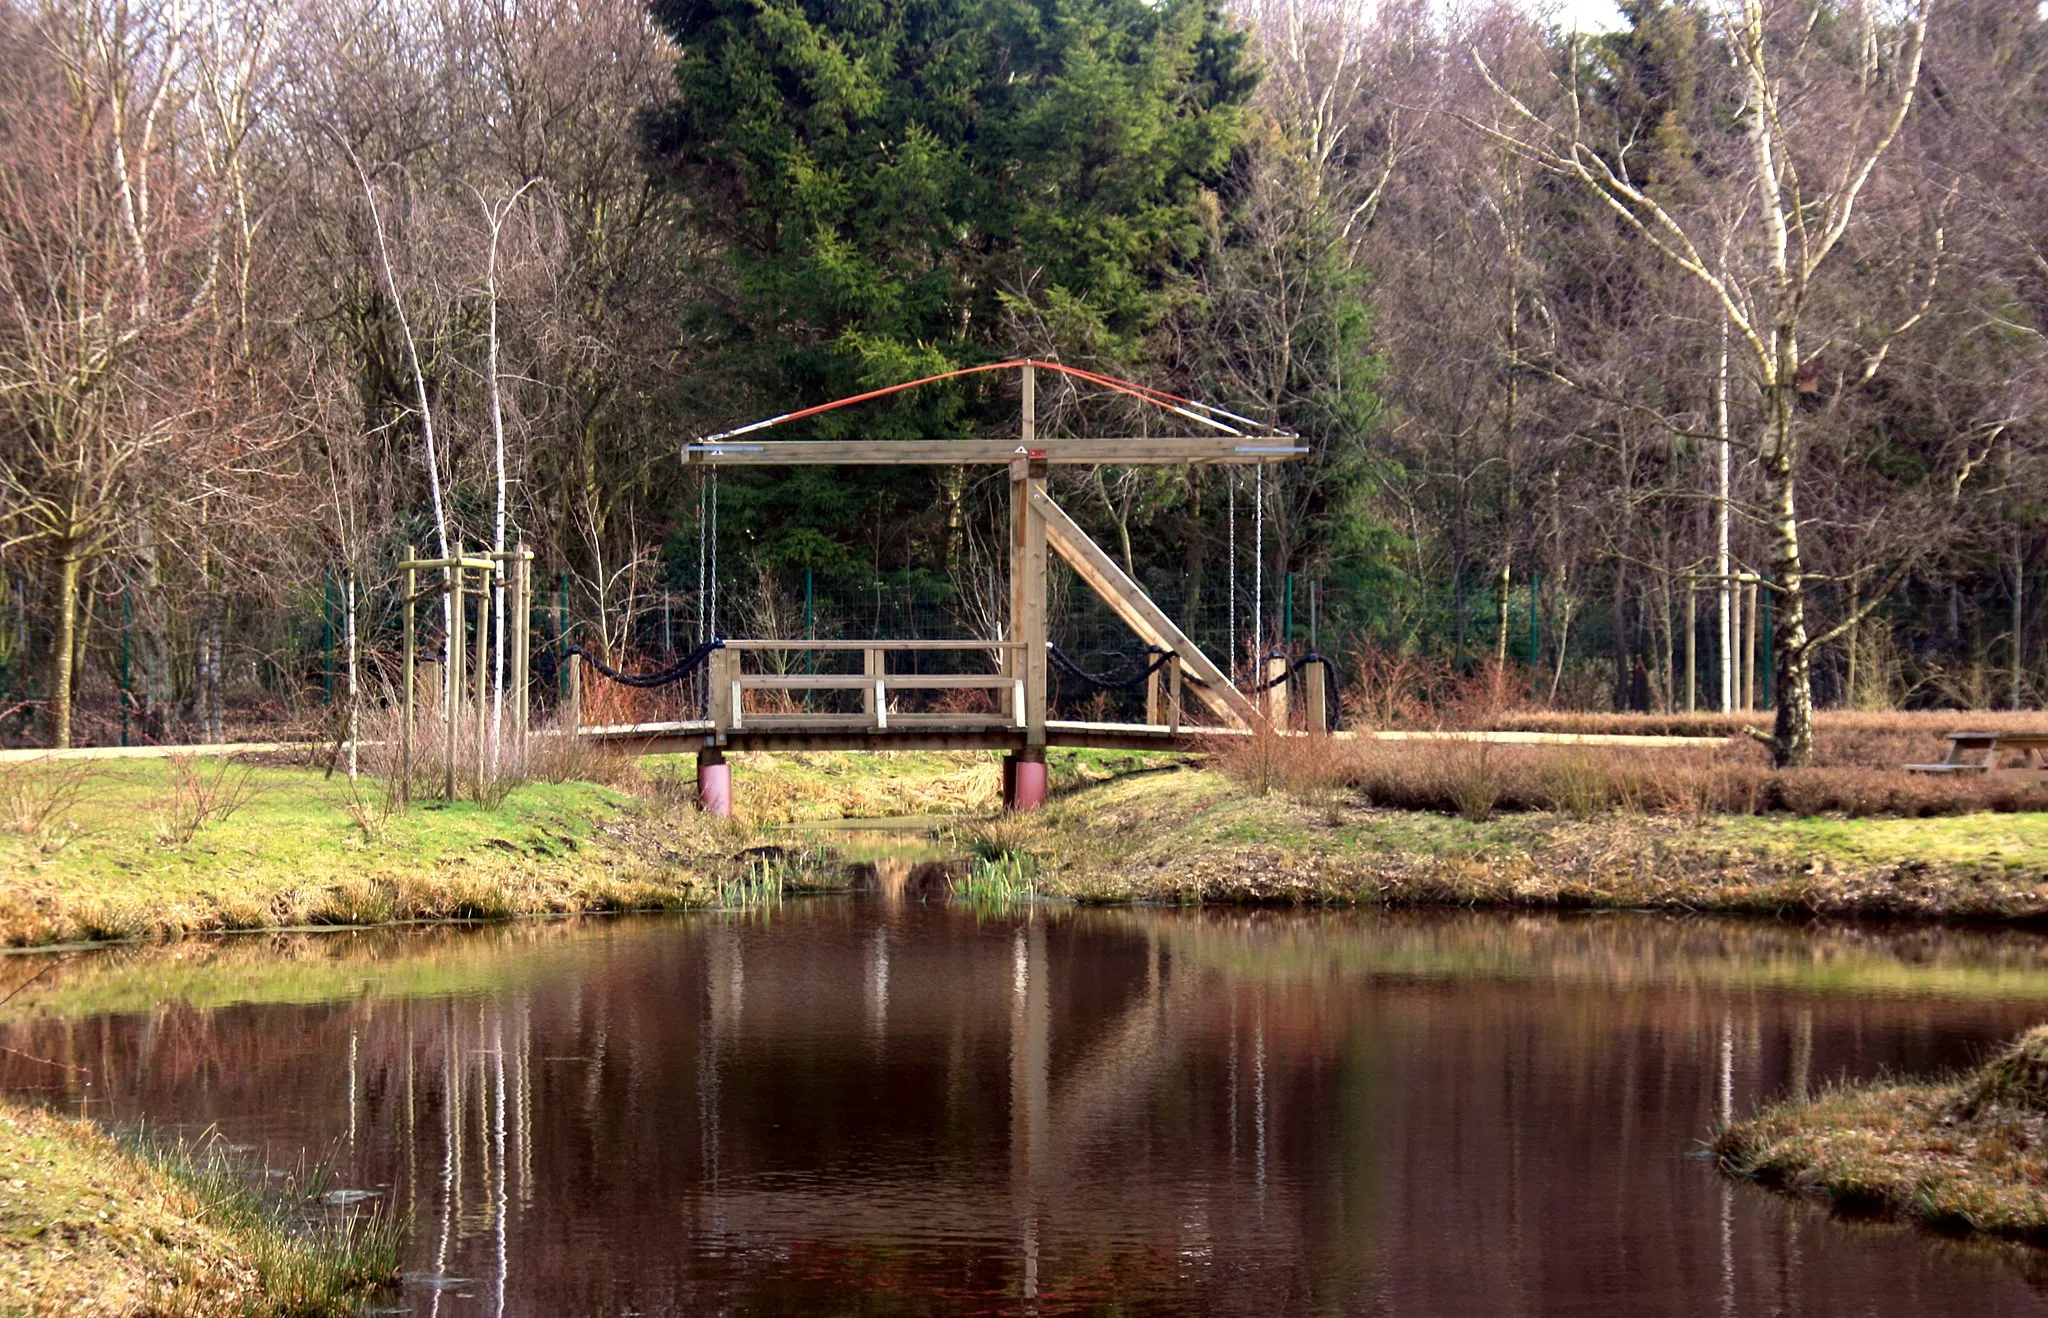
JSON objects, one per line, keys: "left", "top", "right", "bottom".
{"left": 8, "top": 905, "right": 2048, "bottom": 1315}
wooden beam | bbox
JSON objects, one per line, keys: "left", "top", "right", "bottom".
{"left": 1030, "top": 490, "right": 1260, "bottom": 728}
{"left": 686, "top": 439, "right": 1307, "bottom": 466}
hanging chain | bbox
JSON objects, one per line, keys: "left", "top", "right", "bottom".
{"left": 696, "top": 475, "right": 708, "bottom": 643}
{"left": 1254, "top": 463, "right": 1264, "bottom": 662}
{"left": 709, "top": 469, "right": 720, "bottom": 639}
{"left": 1228, "top": 470, "right": 1237, "bottom": 685}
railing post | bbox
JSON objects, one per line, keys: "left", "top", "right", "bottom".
{"left": 446, "top": 540, "right": 463, "bottom": 802}
{"left": 1167, "top": 655, "right": 1183, "bottom": 735}
{"left": 708, "top": 647, "right": 731, "bottom": 734}
{"left": 1264, "top": 651, "right": 1289, "bottom": 729}
{"left": 473, "top": 561, "right": 490, "bottom": 793}
{"left": 566, "top": 643, "right": 583, "bottom": 739}
{"left": 864, "top": 646, "right": 883, "bottom": 728}
{"left": 1145, "top": 648, "right": 1163, "bottom": 726}
{"left": 1304, "top": 655, "right": 1328, "bottom": 736}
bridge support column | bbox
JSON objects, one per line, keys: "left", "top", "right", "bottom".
{"left": 698, "top": 747, "right": 731, "bottom": 818}
{"left": 1008, "top": 748, "right": 1047, "bottom": 812}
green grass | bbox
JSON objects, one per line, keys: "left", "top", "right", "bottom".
{"left": 0, "top": 1098, "right": 394, "bottom": 1312}
{"left": 128, "top": 1127, "right": 400, "bottom": 1314}
{"left": 984, "top": 766, "right": 2048, "bottom": 918}
{"left": 0, "top": 757, "right": 728, "bottom": 945}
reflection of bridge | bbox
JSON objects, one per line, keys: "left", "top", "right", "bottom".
{"left": 570, "top": 363, "right": 1324, "bottom": 815}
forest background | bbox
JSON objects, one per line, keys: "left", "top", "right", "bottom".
{"left": 0, "top": 0, "right": 2041, "bottom": 765}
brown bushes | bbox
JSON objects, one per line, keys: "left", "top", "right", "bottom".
{"left": 1215, "top": 733, "right": 2048, "bottom": 820}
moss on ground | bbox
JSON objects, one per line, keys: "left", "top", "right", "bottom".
{"left": 1717, "top": 1027, "right": 2048, "bottom": 1244}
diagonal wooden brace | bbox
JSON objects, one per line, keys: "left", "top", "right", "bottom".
{"left": 1030, "top": 489, "right": 1259, "bottom": 728}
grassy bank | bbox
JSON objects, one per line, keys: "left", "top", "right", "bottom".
{"left": 0, "top": 1099, "right": 394, "bottom": 1312}
{"left": 7, "top": 747, "right": 2048, "bottom": 945}
{"left": 0, "top": 755, "right": 864, "bottom": 947}
{"left": 970, "top": 765, "right": 2048, "bottom": 918}
{"left": 1716, "top": 1027, "right": 2048, "bottom": 1244}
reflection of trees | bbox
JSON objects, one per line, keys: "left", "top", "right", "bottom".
{"left": 1, "top": 907, "right": 2042, "bottom": 1313}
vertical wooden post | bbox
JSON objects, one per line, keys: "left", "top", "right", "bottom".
{"left": 1263, "top": 652, "right": 1289, "bottom": 729}
{"left": 1167, "top": 654, "right": 1183, "bottom": 735}
{"left": 863, "top": 646, "right": 882, "bottom": 725}
{"left": 445, "top": 542, "right": 464, "bottom": 802}
{"left": 1009, "top": 362, "right": 1048, "bottom": 747}
{"left": 1744, "top": 578, "right": 1760, "bottom": 712}
{"left": 401, "top": 546, "right": 415, "bottom": 805}
{"left": 515, "top": 548, "right": 531, "bottom": 764}
{"left": 707, "top": 647, "right": 729, "bottom": 733}
{"left": 566, "top": 644, "right": 583, "bottom": 737}
{"left": 1304, "top": 656, "right": 1328, "bottom": 735}
{"left": 1145, "top": 649, "right": 1163, "bottom": 727}
{"left": 474, "top": 563, "right": 490, "bottom": 792}
{"left": 1684, "top": 581, "right": 1697, "bottom": 714}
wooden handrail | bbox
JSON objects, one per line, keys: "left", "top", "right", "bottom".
{"left": 719, "top": 638, "right": 1021, "bottom": 651}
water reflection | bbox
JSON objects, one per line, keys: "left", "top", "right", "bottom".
{"left": 3, "top": 907, "right": 2047, "bottom": 1315}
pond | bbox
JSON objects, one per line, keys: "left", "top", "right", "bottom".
{"left": 6, "top": 902, "right": 2048, "bottom": 1315}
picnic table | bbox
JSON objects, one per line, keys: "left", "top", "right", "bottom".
{"left": 1905, "top": 731, "right": 2048, "bottom": 779}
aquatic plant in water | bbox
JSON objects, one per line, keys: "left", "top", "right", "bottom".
{"left": 954, "top": 852, "right": 1037, "bottom": 908}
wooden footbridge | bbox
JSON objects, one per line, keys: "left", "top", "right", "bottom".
{"left": 570, "top": 362, "right": 1322, "bottom": 814}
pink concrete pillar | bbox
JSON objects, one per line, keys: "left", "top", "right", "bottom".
{"left": 1010, "top": 752, "right": 1047, "bottom": 811}
{"left": 698, "top": 750, "right": 731, "bottom": 819}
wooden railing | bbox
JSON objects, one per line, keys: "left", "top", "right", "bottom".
{"left": 708, "top": 640, "right": 1027, "bottom": 733}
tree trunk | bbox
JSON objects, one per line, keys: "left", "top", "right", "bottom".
{"left": 1761, "top": 379, "right": 1815, "bottom": 768}
{"left": 47, "top": 550, "right": 80, "bottom": 748}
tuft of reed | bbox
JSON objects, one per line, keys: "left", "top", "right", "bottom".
{"left": 953, "top": 851, "right": 1037, "bottom": 908}
{"left": 126, "top": 1126, "right": 400, "bottom": 1315}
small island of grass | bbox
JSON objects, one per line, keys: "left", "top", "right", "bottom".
{"left": 1717, "top": 1026, "right": 2048, "bottom": 1244}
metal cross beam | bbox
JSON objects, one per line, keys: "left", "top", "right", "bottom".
{"left": 685, "top": 439, "right": 1306, "bottom": 466}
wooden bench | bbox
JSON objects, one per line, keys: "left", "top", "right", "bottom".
{"left": 1905, "top": 731, "right": 2048, "bottom": 780}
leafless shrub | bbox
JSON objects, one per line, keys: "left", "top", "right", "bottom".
{"left": 155, "top": 754, "right": 261, "bottom": 845}
{"left": 0, "top": 758, "right": 94, "bottom": 853}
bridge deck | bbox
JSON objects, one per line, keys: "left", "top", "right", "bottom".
{"left": 577, "top": 721, "right": 1730, "bottom": 755}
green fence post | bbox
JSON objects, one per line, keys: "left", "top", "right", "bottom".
{"left": 1529, "top": 570, "right": 1541, "bottom": 671}
{"left": 1283, "top": 573, "right": 1295, "bottom": 646}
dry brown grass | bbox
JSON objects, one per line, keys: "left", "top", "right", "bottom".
{"left": 1718, "top": 1026, "right": 2048, "bottom": 1244}
{"left": 1211, "top": 725, "right": 2048, "bottom": 821}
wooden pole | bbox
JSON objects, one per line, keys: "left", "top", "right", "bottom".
{"left": 863, "top": 646, "right": 882, "bottom": 726}
{"left": 1684, "top": 581, "right": 1697, "bottom": 714}
{"left": 1145, "top": 650, "right": 1163, "bottom": 726}
{"left": 1023, "top": 459, "right": 1048, "bottom": 746}
{"left": 445, "top": 541, "right": 462, "bottom": 801}
{"left": 401, "top": 546, "right": 415, "bottom": 805}
{"left": 1264, "top": 652, "right": 1289, "bottom": 729}
{"left": 515, "top": 548, "right": 531, "bottom": 765}
{"left": 1167, "top": 654, "right": 1183, "bottom": 735}
{"left": 474, "top": 565, "right": 490, "bottom": 794}
{"left": 1304, "top": 656, "right": 1328, "bottom": 735}
{"left": 1745, "top": 579, "right": 1760, "bottom": 712}
{"left": 567, "top": 641, "right": 583, "bottom": 737}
